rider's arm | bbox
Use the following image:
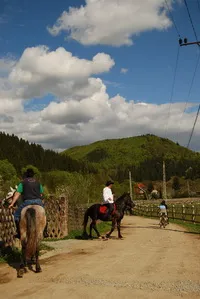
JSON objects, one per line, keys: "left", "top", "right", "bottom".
{"left": 8, "top": 183, "right": 22, "bottom": 208}
{"left": 8, "top": 192, "right": 21, "bottom": 208}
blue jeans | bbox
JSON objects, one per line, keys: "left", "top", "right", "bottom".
{"left": 14, "top": 199, "right": 44, "bottom": 221}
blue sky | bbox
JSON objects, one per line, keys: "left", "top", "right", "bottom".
{"left": 1, "top": 0, "right": 200, "bottom": 104}
{"left": 0, "top": 0, "right": 200, "bottom": 150}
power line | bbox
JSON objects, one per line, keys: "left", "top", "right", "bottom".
{"left": 164, "top": 0, "right": 181, "bottom": 38}
{"left": 197, "top": 0, "right": 200, "bottom": 14}
{"left": 187, "top": 104, "right": 200, "bottom": 148}
{"left": 183, "top": 0, "right": 199, "bottom": 42}
{"left": 165, "top": 46, "right": 180, "bottom": 136}
{"left": 176, "top": 49, "right": 200, "bottom": 139}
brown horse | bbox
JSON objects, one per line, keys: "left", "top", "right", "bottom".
{"left": 18, "top": 205, "right": 46, "bottom": 277}
{"left": 4, "top": 187, "right": 46, "bottom": 277}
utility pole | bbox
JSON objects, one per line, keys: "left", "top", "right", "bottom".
{"left": 187, "top": 180, "right": 191, "bottom": 198}
{"left": 163, "top": 160, "right": 167, "bottom": 199}
{"left": 129, "top": 171, "right": 133, "bottom": 200}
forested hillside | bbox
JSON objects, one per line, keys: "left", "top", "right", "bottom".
{"left": 1, "top": 132, "right": 200, "bottom": 202}
{"left": 63, "top": 134, "right": 200, "bottom": 181}
{"left": 0, "top": 132, "right": 98, "bottom": 202}
{"left": 0, "top": 132, "right": 95, "bottom": 174}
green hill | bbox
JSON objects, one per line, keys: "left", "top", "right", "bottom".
{"left": 62, "top": 134, "right": 200, "bottom": 181}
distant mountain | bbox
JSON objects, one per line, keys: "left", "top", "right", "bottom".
{"left": 62, "top": 134, "right": 200, "bottom": 181}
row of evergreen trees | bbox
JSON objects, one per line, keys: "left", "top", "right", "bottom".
{"left": 0, "top": 132, "right": 96, "bottom": 175}
{"left": 99, "top": 158, "right": 200, "bottom": 183}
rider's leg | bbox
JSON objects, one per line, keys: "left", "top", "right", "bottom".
{"left": 104, "top": 203, "right": 114, "bottom": 219}
{"left": 14, "top": 202, "right": 27, "bottom": 239}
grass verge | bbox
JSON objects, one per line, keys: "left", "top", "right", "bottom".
{"left": 0, "top": 242, "right": 54, "bottom": 264}
{"left": 44, "top": 221, "right": 112, "bottom": 241}
{"left": 134, "top": 213, "right": 200, "bottom": 234}
{"left": 169, "top": 219, "right": 200, "bottom": 234}
{"left": 0, "top": 222, "right": 111, "bottom": 263}
{"left": 63, "top": 221, "right": 111, "bottom": 240}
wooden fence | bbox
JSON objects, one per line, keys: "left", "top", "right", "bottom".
{"left": 45, "top": 196, "right": 68, "bottom": 239}
{"left": 134, "top": 202, "right": 200, "bottom": 223}
{"left": 0, "top": 206, "right": 16, "bottom": 247}
{"left": 0, "top": 196, "right": 88, "bottom": 247}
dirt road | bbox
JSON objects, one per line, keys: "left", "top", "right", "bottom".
{"left": 1, "top": 216, "right": 200, "bottom": 299}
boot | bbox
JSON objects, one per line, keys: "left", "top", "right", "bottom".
{"left": 14, "top": 220, "right": 20, "bottom": 239}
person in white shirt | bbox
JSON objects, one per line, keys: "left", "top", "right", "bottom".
{"left": 102, "top": 181, "right": 114, "bottom": 219}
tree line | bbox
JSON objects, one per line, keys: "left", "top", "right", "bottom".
{"left": 0, "top": 132, "right": 96, "bottom": 175}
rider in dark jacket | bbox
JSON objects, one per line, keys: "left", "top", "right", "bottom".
{"left": 9, "top": 168, "right": 44, "bottom": 238}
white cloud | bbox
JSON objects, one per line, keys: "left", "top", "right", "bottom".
{"left": 48, "top": 0, "right": 172, "bottom": 46}
{"left": 9, "top": 46, "right": 114, "bottom": 100}
{"left": 0, "top": 58, "right": 16, "bottom": 75}
{"left": 121, "top": 68, "right": 128, "bottom": 74}
{"left": 0, "top": 45, "right": 200, "bottom": 152}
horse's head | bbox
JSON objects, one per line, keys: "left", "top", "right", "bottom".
{"left": 123, "top": 192, "right": 135, "bottom": 212}
{"left": 1, "top": 186, "right": 17, "bottom": 206}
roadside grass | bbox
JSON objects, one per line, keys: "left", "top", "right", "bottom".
{"left": 0, "top": 222, "right": 111, "bottom": 263}
{"left": 0, "top": 242, "right": 54, "bottom": 264}
{"left": 0, "top": 246, "right": 21, "bottom": 264}
{"left": 135, "top": 213, "right": 200, "bottom": 234}
{"left": 169, "top": 219, "right": 200, "bottom": 234}
{"left": 63, "top": 221, "right": 111, "bottom": 240}
{"left": 44, "top": 221, "right": 112, "bottom": 241}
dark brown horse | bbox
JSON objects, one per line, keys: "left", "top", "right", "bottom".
{"left": 83, "top": 192, "right": 135, "bottom": 239}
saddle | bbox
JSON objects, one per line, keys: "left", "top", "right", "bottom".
{"left": 99, "top": 203, "right": 116, "bottom": 215}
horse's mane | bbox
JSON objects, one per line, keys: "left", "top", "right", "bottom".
{"left": 115, "top": 192, "right": 129, "bottom": 204}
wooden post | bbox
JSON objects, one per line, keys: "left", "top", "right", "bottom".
{"left": 172, "top": 204, "right": 175, "bottom": 220}
{"left": 163, "top": 160, "right": 167, "bottom": 199}
{"left": 129, "top": 171, "right": 133, "bottom": 200}
{"left": 187, "top": 180, "right": 190, "bottom": 198}
{"left": 192, "top": 205, "right": 195, "bottom": 223}
{"left": 182, "top": 204, "right": 185, "bottom": 221}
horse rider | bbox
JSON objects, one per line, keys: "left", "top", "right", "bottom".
{"left": 102, "top": 180, "right": 114, "bottom": 219}
{"left": 8, "top": 168, "right": 44, "bottom": 238}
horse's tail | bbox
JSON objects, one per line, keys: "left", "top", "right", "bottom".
{"left": 26, "top": 208, "right": 37, "bottom": 259}
{"left": 83, "top": 208, "right": 89, "bottom": 227}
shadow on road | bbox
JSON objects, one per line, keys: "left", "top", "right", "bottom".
{"left": 121, "top": 224, "right": 200, "bottom": 235}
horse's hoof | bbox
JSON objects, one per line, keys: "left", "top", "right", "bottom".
{"left": 36, "top": 267, "right": 42, "bottom": 273}
{"left": 17, "top": 269, "right": 24, "bottom": 278}
{"left": 103, "top": 237, "right": 109, "bottom": 241}
{"left": 119, "top": 236, "right": 123, "bottom": 239}
{"left": 100, "top": 236, "right": 108, "bottom": 241}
